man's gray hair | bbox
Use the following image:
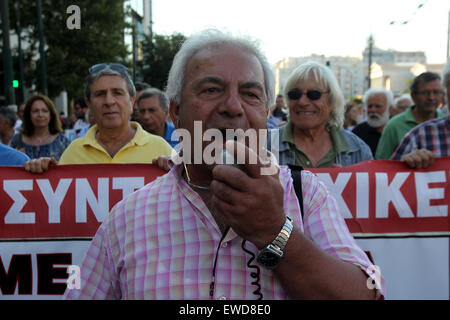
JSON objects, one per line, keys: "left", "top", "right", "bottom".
{"left": 137, "top": 88, "right": 170, "bottom": 112}
{"left": 283, "top": 61, "right": 345, "bottom": 129}
{"left": 0, "top": 107, "right": 17, "bottom": 127}
{"left": 393, "top": 93, "right": 413, "bottom": 109}
{"left": 84, "top": 67, "right": 136, "bottom": 101}
{"left": 363, "top": 88, "right": 394, "bottom": 109}
{"left": 165, "top": 29, "right": 275, "bottom": 109}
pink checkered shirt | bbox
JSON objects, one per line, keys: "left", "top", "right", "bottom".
{"left": 64, "top": 164, "right": 384, "bottom": 300}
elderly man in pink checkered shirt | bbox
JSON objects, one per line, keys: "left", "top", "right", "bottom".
{"left": 64, "top": 29, "right": 384, "bottom": 300}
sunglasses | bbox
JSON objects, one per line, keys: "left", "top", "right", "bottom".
{"left": 88, "top": 63, "right": 129, "bottom": 75}
{"left": 287, "top": 88, "right": 329, "bottom": 101}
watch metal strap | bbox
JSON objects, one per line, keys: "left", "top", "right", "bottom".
{"left": 272, "top": 216, "right": 293, "bottom": 251}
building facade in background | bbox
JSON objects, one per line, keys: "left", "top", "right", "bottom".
{"left": 274, "top": 55, "right": 364, "bottom": 100}
{"left": 274, "top": 46, "right": 444, "bottom": 101}
{"left": 369, "top": 62, "right": 445, "bottom": 96}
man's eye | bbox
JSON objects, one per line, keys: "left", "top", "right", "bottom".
{"left": 204, "top": 87, "right": 219, "bottom": 94}
{"left": 244, "top": 91, "right": 260, "bottom": 99}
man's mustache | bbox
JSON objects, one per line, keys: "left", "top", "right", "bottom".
{"left": 367, "top": 112, "right": 382, "bottom": 119}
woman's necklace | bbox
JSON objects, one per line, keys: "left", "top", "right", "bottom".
{"left": 184, "top": 163, "right": 211, "bottom": 190}
{"left": 32, "top": 133, "right": 52, "bottom": 146}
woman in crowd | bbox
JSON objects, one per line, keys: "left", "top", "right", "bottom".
{"left": 343, "top": 103, "right": 359, "bottom": 131}
{"left": 271, "top": 61, "right": 372, "bottom": 168}
{"left": 11, "top": 94, "right": 70, "bottom": 160}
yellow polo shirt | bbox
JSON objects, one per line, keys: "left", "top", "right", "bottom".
{"left": 59, "top": 122, "right": 173, "bottom": 164}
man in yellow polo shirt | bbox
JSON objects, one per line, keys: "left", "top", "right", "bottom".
{"left": 59, "top": 121, "right": 171, "bottom": 164}
{"left": 24, "top": 63, "right": 173, "bottom": 172}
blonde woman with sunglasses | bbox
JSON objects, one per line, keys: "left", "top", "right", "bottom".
{"left": 270, "top": 61, "right": 373, "bottom": 168}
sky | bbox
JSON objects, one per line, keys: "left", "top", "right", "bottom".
{"left": 133, "top": 0, "right": 450, "bottom": 65}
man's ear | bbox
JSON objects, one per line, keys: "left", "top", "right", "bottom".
{"left": 130, "top": 95, "right": 137, "bottom": 111}
{"left": 169, "top": 101, "right": 181, "bottom": 128}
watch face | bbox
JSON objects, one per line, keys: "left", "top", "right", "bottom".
{"left": 257, "top": 250, "right": 281, "bottom": 270}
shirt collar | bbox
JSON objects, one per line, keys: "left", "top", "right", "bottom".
{"left": 82, "top": 121, "right": 149, "bottom": 148}
{"left": 281, "top": 121, "right": 349, "bottom": 153}
{"left": 330, "top": 127, "right": 350, "bottom": 153}
{"left": 281, "top": 121, "right": 294, "bottom": 144}
{"left": 403, "top": 106, "right": 418, "bottom": 124}
{"left": 168, "top": 152, "right": 280, "bottom": 241}
{"left": 404, "top": 105, "right": 445, "bottom": 124}
{"left": 131, "top": 121, "right": 153, "bottom": 146}
{"left": 168, "top": 162, "right": 237, "bottom": 239}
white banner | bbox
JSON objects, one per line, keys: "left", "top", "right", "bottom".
{"left": 1, "top": 160, "right": 449, "bottom": 299}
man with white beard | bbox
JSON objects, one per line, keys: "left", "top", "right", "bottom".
{"left": 352, "top": 88, "right": 393, "bottom": 156}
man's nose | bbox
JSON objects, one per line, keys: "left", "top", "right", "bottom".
{"left": 143, "top": 112, "right": 151, "bottom": 120}
{"left": 296, "top": 91, "right": 311, "bottom": 105}
{"left": 219, "top": 91, "right": 244, "bottom": 117}
{"left": 105, "top": 91, "right": 115, "bottom": 104}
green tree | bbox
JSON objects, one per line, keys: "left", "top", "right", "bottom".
{"left": 139, "top": 32, "right": 186, "bottom": 90}
{"left": 5, "top": 0, "right": 131, "bottom": 101}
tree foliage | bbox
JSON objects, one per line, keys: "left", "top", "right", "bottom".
{"left": 139, "top": 32, "right": 186, "bottom": 91}
{"left": 5, "top": 0, "right": 131, "bottom": 100}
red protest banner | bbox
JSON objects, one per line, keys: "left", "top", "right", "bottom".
{"left": 0, "top": 158, "right": 449, "bottom": 240}
{"left": 0, "top": 164, "right": 166, "bottom": 240}
{"left": 309, "top": 157, "right": 450, "bottom": 236}
{"left": 0, "top": 159, "right": 449, "bottom": 300}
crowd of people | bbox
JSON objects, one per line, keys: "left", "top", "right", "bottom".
{"left": 266, "top": 66, "right": 448, "bottom": 170}
{"left": 1, "top": 69, "right": 176, "bottom": 167}
{"left": 0, "top": 28, "right": 449, "bottom": 300}
{"left": 1, "top": 53, "right": 447, "bottom": 171}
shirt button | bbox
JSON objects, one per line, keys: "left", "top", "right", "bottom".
{"left": 221, "top": 242, "right": 228, "bottom": 248}
{"left": 219, "top": 296, "right": 227, "bottom": 300}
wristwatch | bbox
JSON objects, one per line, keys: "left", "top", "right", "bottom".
{"left": 256, "top": 216, "right": 293, "bottom": 270}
